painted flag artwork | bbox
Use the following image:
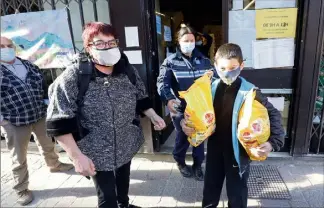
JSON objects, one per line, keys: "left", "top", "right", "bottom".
{"left": 1, "top": 9, "right": 75, "bottom": 69}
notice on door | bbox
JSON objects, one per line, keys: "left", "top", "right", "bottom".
{"left": 255, "top": 8, "right": 297, "bottom": 39}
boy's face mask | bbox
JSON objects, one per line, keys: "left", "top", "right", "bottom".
{"left": 215, "top": 65, "right": 241, "bottom": 85}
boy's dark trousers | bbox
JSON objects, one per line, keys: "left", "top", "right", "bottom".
{"left": 171, "top": 113, "right": 205, "bottom": 166}
{"left": 202, "top": 137, "right": 250, "bottom": 208}
{"left": 92, "top": 161, "right": 131, "bottom": 208}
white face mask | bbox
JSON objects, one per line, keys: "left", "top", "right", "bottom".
{"left": 179, "top": 42, "right": 195, "bottom": 54}
{"left": 0, "top": 48, "right": 16, "bottom": 62}
{"left": 90, "top": 47, "right": 121, "bottom": 66}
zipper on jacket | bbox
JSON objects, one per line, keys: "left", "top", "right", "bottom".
{"left": 104, "top": 78, "right": 118, "bottom": 168}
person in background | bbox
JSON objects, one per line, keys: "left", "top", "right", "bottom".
{"left": 156, "top": 24, "right": 214, "bottom": 181}
{"left": 46, "top": 22, "right": 166, "bottom": 208}
{"left": 196, "top": 32, "right": 213, "bottom": 58}
{"left": 181, "top": 43, "right": 285, "bottom": 208}
{"left": 0, "top": 36, "right": 74, "bottom": 206}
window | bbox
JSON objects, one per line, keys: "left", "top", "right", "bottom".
{"left": 228, "top": 0, "right": 299, "bottom": 70}
{"left": 1, "top": 0, "right": 43, "bottom": 16}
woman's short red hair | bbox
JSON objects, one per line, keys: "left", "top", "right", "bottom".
{"left": 82, "top": 22, "right": 117, "bottom": 48}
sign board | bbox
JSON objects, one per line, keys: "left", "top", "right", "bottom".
{"left": 164, "top": 25, "right": 172, "bottom": 42}
{"left": 125, "top": 27, "right": 139, "bottom": 47}
{"left": 255, "top": 8, "right": 298, "bottom": 38}
{"left": 156, "top": 15, "right": 162, "bottom": 35}
{"left": 252, "top": 38, "right": 295, "bottom": 69}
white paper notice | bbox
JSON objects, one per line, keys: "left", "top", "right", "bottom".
{"left": 229, "top": 10, "right": 256, "bottom": 67}
{"left": 267, "top": 97, "right": 285, "bottom": 111}
{"left": 164, "top": 26, "right": 172, "bottom": 42}
{"left": 229, "top": 10, "right": 255, "bottom": 28}
{"left": 232, "top": 0, "right": 243, "bottom": 10}
{"left": 253, "top": 38, "right": 295, "bottom": 69}
{"left": 125, "top": 27, "right": 139, "bottom": 47}
{"left": 124, "top": 50, "right": 143, "bottom": 64}
{"left": 255, "top": 0, "right": 296, "bottom": 9}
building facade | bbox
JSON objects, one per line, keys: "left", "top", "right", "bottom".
{"left": 1, "top": 0, "right": 324, "bottom": 156}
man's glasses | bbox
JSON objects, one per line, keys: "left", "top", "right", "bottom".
{"left": 89, "top": 39, "right": 119, "bottom": 50}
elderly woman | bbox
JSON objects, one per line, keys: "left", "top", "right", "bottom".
{"left": 46, "top": 22, "right": 165, "bottom": 208}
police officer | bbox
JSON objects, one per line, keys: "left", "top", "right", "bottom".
{"left": 157, "top": 25, "right": 213, "bottom": 181}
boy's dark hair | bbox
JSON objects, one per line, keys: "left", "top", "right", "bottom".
{"left": 176, "top": 24, "right": 196, "bottom": 42}
{"left": 215, "top": 43, "right": 243, "bottom": 64}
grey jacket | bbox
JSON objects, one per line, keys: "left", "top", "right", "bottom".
{"left": 46, "top": 55, "right": 152, "bottom": 171}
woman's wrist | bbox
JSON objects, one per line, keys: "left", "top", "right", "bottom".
{"left": 143, "top": 108, "right": 157, "bottom": 119}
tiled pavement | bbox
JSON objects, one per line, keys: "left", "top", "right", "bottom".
{"left": 1, "top": 143, "right": 324, "bottom": 208}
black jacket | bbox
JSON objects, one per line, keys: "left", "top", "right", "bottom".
{"left": 209, "top": 79, "right": 285, "bottom": 167}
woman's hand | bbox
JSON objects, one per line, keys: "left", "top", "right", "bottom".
{"left": 56, "top": 134, "right": 96, "bottom": 177}
{"left": 143, "top": 109, "right": 166, "bottom": 131}
{"left": 72, "top": 153, "right": 96, "bottom": 177}
{"left": 150, "top": 115, "right": 166, "bottom": 131}
{"left": 180, "top": 118, "right": 195, "bottom": 136}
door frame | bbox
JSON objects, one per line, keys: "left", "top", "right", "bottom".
{"left": 136, "top": 0, "right": 323, "bottom": 153}
{"left": 290, "top": 0, "right": 324, "bottom": 155}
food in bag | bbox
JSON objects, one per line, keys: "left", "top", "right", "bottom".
{"left": 237, "top": 90, "right": 270, "bottom": 161}
{"left": 179, "top": 72, "right": 216, "bottom": 147}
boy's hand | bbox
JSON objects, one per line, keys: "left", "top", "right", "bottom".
{"left": 251, "top": 142, "right": 273, "bottom": 158}
{"left": 180, "top": 118, "right": 195, "bottom": 136}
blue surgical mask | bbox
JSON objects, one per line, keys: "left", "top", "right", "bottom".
{"left": 0, "top": 48, "right": 16, "bottom": 62}
{"left": 215, "top": 65, "right": 241, "bottom": 85}
{"left": 196, "top": 40, "right": 203, "bottom": 46}
{"left": 179, "top": 42, "right": 195, "bottom": 54}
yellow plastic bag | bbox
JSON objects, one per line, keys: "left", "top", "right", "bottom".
{"left": 237, "top": 90, "right": 270, "bottom": 161}
{"left": 179, "top": 73, "right": 216, "bottom": 147}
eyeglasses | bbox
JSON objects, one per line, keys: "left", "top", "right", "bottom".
{"left": 0, "top": 44, "right": 14, "bottom": 48}
{"left": 89, "top": 39, "right": 119, "bottom": 50}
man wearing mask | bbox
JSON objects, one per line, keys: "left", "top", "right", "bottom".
{"left": 196, "top": 32, "right": 213, "bottom": 58}
{"left": 0, "top": 36, "right": 73, "bottom": 206}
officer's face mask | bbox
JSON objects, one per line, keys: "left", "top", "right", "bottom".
{"left": 179, "top": 42, "right": 195, "bottom": 54}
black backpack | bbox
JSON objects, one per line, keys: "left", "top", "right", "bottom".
{"left": 74, "top": 58, "right": 137, "bottom": 139}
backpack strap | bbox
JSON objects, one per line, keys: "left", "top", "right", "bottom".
{"left": 75, "top": 60, "right": 93, "bottom": 140}
{"left": 76, "top": 61, "right": 93, "bottom": 107}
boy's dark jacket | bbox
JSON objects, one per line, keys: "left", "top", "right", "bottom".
{"left": 211, "top": 76, "right": 285, "bottom": 176}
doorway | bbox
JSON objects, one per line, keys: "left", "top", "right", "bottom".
{"left": 149, "top": 0, "right": 300, "bottom": 153}
{"left": 150, "top": 0, "right": 224, "bottom": 151}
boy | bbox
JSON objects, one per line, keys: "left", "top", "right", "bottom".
{"left": 181, "top": 43, "right": 285, "bottom": 208}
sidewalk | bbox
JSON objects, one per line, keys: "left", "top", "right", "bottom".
{"left": 1, "top": 143, "right": 323, "bottom": 208}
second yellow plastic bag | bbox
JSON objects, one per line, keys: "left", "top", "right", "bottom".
{"left": 179, "top": 73, "right": 216, "bottom": 147}
{"left": 237, "top": 90, "right": 270, "bottom": 161}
